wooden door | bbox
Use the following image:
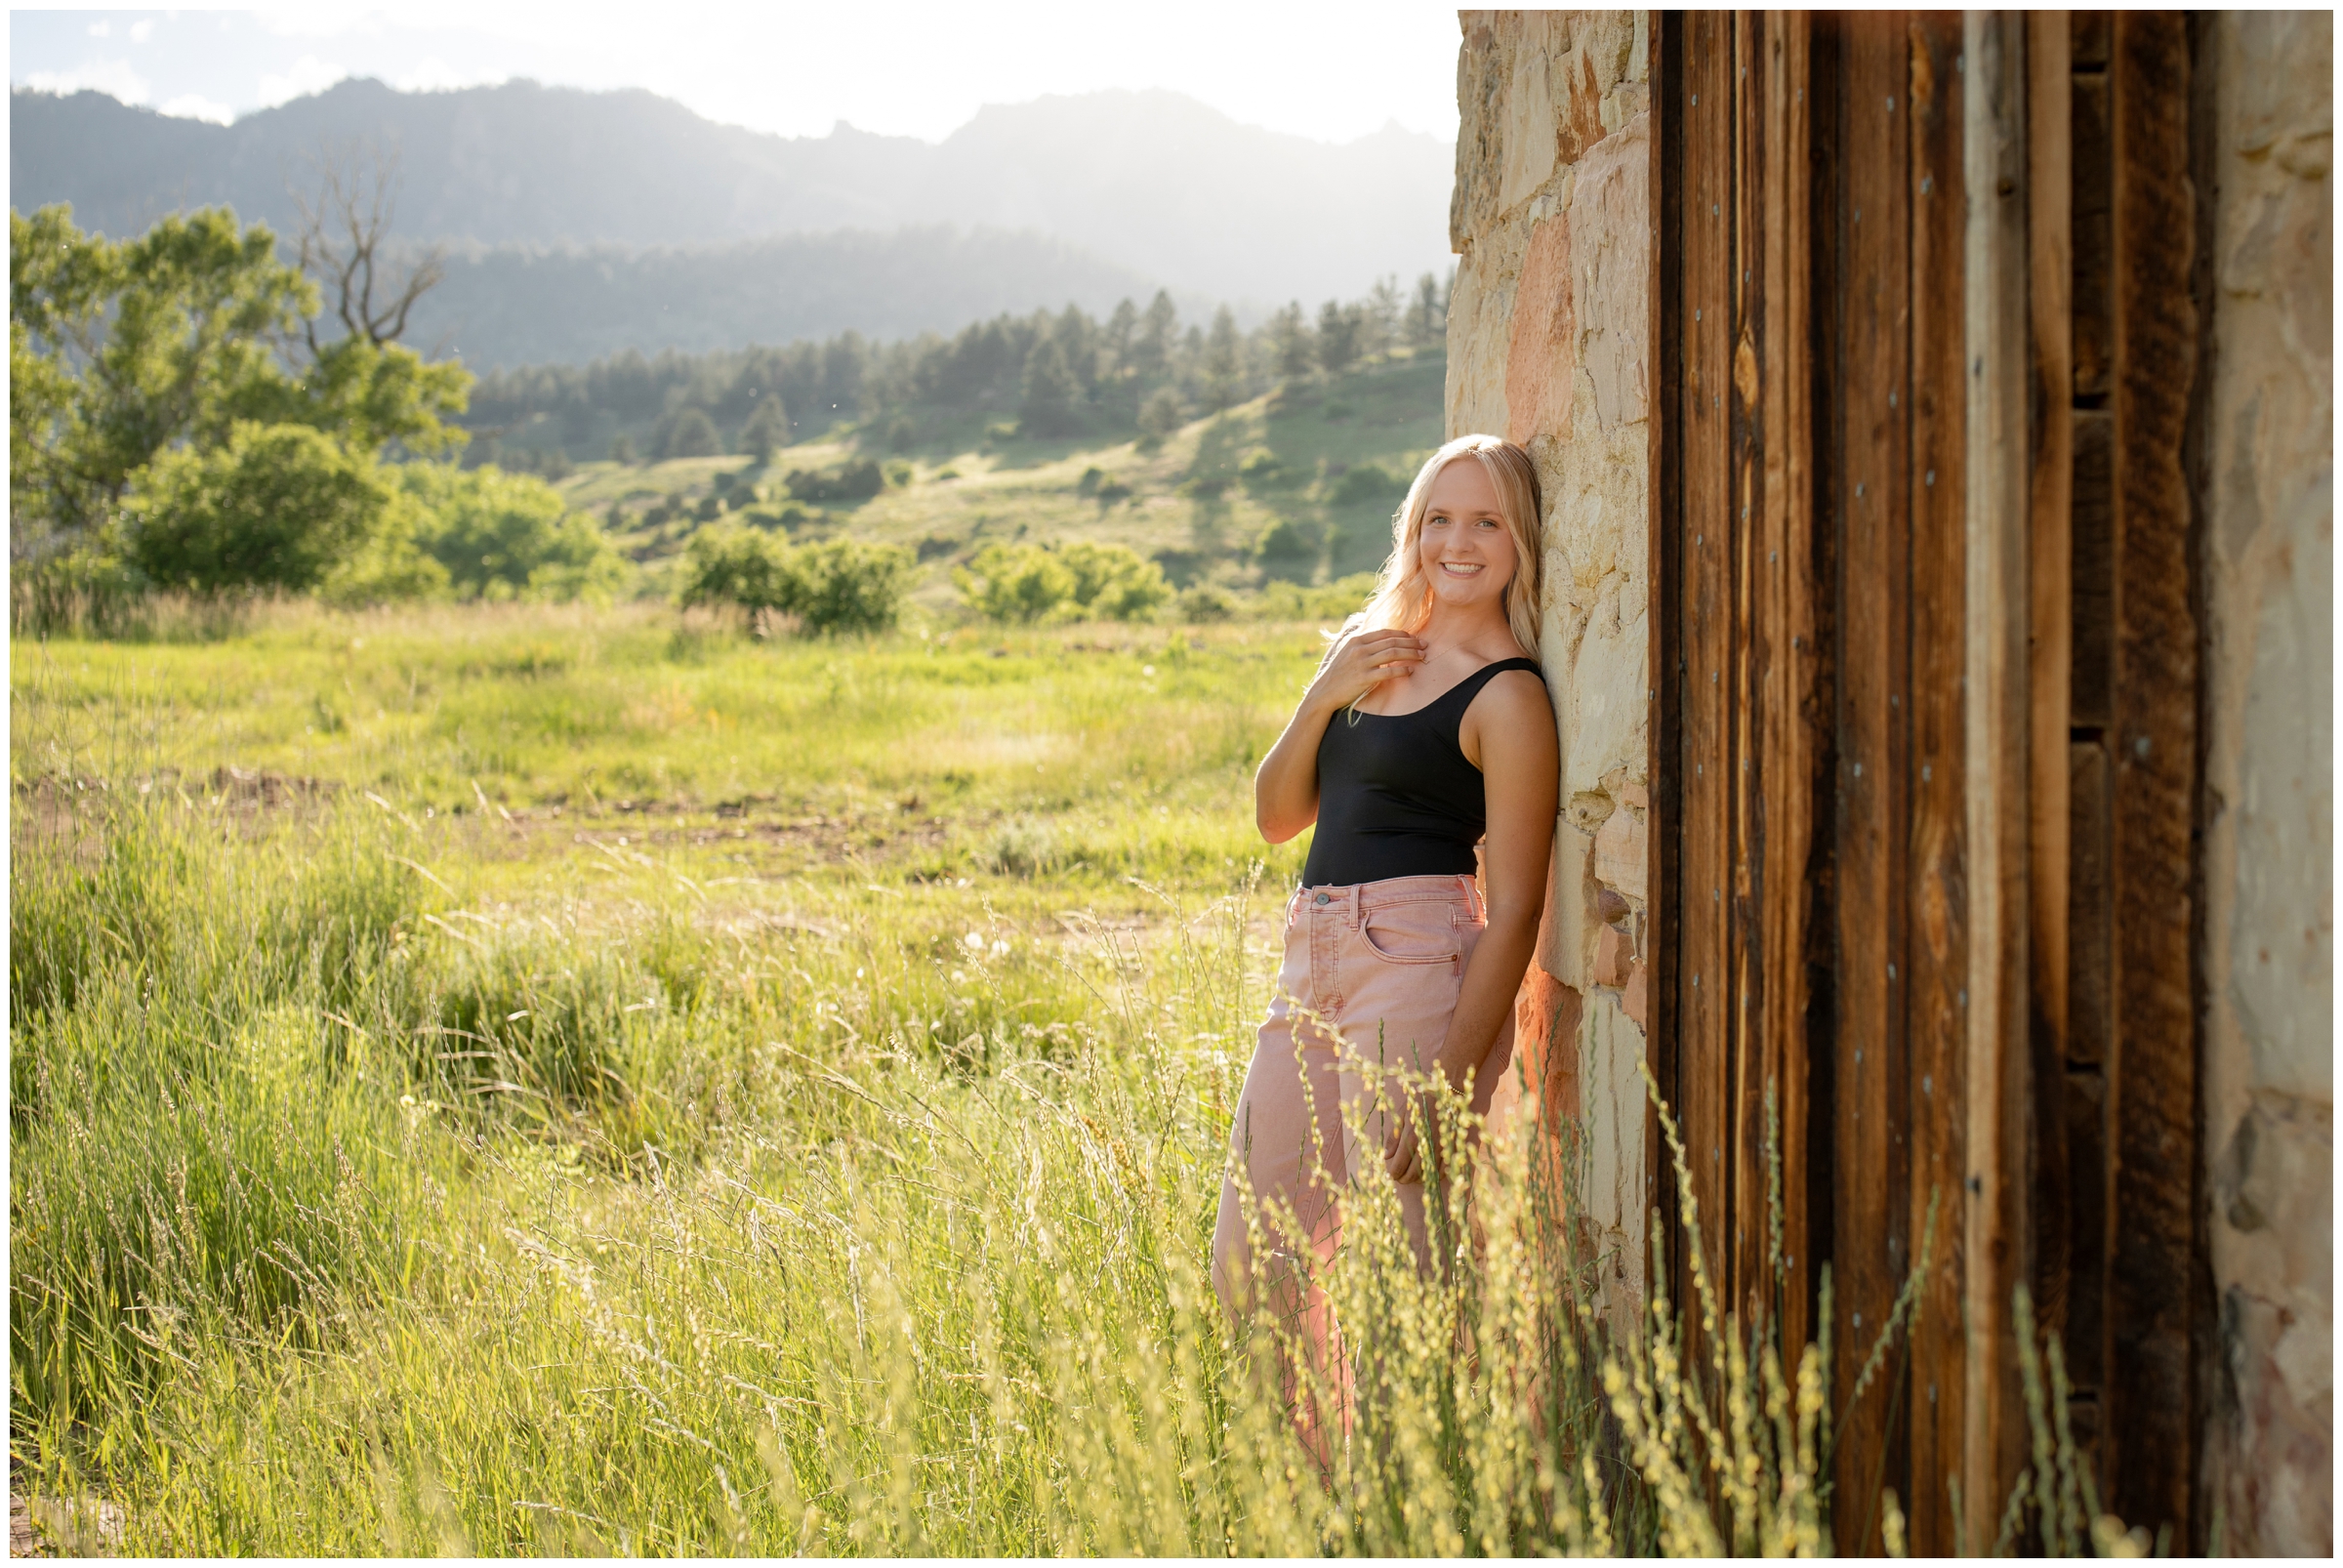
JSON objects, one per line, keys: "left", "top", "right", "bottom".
{"left": 1649, "top": 12, "right": 2206, "bottom": 1553}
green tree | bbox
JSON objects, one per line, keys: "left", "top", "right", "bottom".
{"left": 680, "top": 525, "right": 795, "bottom": 617}
{"left": 740, "top": 394, "right": 790, "bottom": 463}
{"left": 608, "top": 433, "right": 636, "bottom": 464}
{"left": 396, "top": 464, "right": 627, "bottom": 601}
{"left": 1318, "top": 299, "right": 1364, "bottom": 375}
{"left": 1410, "top": 271, "right": 1448, "bottom": 347}
{"left": 1365, "top": 274, "right": 1404, "bottom": 358}
{"left": 681, "top": 527, "right": 910, "bottom": 635}
{"left": 662, "top": 407, "right": 722, "bottom": 460}
{"left": 790, "top": 539, "right": 913, "bottom": 634}
{"left": 1019, "top": 338, "right": 1083, "bottom": 437}
{"left": 1131, "top": 290, "right": 1178, "bottom": 381}
{"left": 1058, "top": 541, "right": 1172, "bottom": 621}
{"left": 10, "top": 204, "right": 470, "bottom": 557}
{"left": 1102, "top": 298, "right": 1140, "bottom": 377}
{"left": 125, "top": 422, "right": 394, "bottom": 595}
{"left": 1270, "top": 302, "right": 1317, "bottom": 381}
{"left": 1137, "top": 387, "right": 1186, "bottom": 443}
{"left": 1203, "top": 306, "right": 1245, "bottom": 412}
{"left": 956, "top": 542, "right": 1077, "bottom": 624}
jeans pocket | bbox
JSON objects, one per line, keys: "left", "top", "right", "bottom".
{"left": 1358, "top": 905, "right": 1461, "bottom": 966}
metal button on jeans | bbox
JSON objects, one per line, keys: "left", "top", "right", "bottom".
{"left": 1314, "top": 892, "right": 1330, "bottom": 905}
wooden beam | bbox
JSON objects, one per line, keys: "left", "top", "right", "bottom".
{"left": 1960, "top": 10, "right": 2031, "bottom": 1549}
{"left": 2104, "top": 11, "right": 2200, "bottom": 1541}
{"left": 1903, "top": 13, "right": 1969, "bottom": 1551}
{"left": 1829, "top": 13, "right": 1915, "bottom": 1547}
{"left": 2025, "top": 8, "right": 2076, "bottom": 1348}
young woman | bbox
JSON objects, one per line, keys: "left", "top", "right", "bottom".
{"left": 1211, "top": 433, "right": 1558, "bottom": 1415}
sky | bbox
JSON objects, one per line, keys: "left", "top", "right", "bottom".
{"left": 9, "top": 4, "right": 1463, "bottom": 144}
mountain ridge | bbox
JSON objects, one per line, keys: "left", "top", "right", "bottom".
{"left": 10, "top": 79, "right": 1455, "bottom": 309}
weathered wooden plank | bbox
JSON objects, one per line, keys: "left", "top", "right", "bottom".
{"left": 2070, "top": 72, "right": 2114, "bottom": 402}
{"left": 2070, "top": 10, "right": 2111, "bottom": 70}
{"left": 1906, "top": 10, "right": 1972, "bottom": 1551}
{"left": 1961, "top": 9, "right": 2033, "bottom": 1547}
{"left": 1727, "top": 6, "right": 1765, "bottom": 1334}
{"left": 2070, "top": 409, "right": 2116, "bottom": 727}
{"left": 1675, "top": 8, "right": 1738, "bottom": 1343}
{"left": 1828, "top": 12, "right": 1913, "bottom": 1550}
{"left": 2066, "top": 735, "right": 2114, "bottom": 1067}
{"left": 2104, "top": 11, "right": 2199, "bottom": 1542}
{"left": 2025, "top": 8, "right": 2076, "bottom": 1347}
{"left": 1647, "top": 9, "right": 1681, "bottom": 1312}
{"left": 1750, "top": 8, "right": 1820, "bottom": 1364}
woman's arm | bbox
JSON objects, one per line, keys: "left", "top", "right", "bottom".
{"left": 1386, "top": 669, "right": 1558, "bottom": 1181}
{"left": 1254, "top": 626, "right": 1427, "bottom": 843}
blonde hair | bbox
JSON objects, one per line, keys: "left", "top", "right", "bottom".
{"left": 1357, "top": 434, "right": 1544, "bottom": 655}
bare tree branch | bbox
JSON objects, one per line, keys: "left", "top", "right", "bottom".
{"left": 290, "top": 139, "right": 447, "bottom": 355}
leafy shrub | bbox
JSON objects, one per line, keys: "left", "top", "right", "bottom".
{"left": 955, "top": 543, "right": 1075, "bottom": 625}
{"left": 1254, "top": 571, "right": 1380, "bottom": 622}
{"left": 1255, "top": 517, "right": 1323, "bottom": 578}
{"left": 1177, "top": 583, "right": 1236, "bottom": 622}
{"left": 790, "top": 538, "right": 914, "bottom": 634}
{"left": 395, "top": 465, "right": 629, "bottom": 603}
{"left": 1136, "top": 386, "right": 1186, "bottom": 442}
{"left": 661, "top": 407, "right": 722, "bottom": 460}
{"left": 956, "top": 541, "right": 1169, "bottom": 624}
{"left": 127, "top": 422, "right": 395, "bottom": 595}
{"left": 1059, "top": 541, "right": 1172, "bottom": 620}
{"left": 1239, "top": 450, "right": 1301, "bottom": 491}
{"left": 1331, "top": 462, "right": 1408, "bottom": 506}
{"left": 680, "top": 525, "right": 911, "bottom": 635}
{"left": 784, "top": 459, "right": 885, "bottom": 503}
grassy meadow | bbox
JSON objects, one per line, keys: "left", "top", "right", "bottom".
{"left": 12, "top": 601, "right": 1672, "bottom": 1556}
{"left": 14, "top": 596, "right": 2138, "bottom": 1558}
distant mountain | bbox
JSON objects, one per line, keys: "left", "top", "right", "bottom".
{"left": 402, "top": 227, "right": 1164, "bottom": 368}
{"left": 11, "top": 79, "right": 1454, "bottom": 312}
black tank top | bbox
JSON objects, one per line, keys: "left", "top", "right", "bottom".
{"left": 1299, "top": 657, "right": 1547, "bottom": 888}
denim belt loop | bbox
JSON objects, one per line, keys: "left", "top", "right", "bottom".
{"left": 1346, "top": 883, "right": 1364, "bottom": 930}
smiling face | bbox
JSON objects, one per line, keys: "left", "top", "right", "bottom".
{"left": 1415, "top": 455, "right": 1519, "bottom": 618}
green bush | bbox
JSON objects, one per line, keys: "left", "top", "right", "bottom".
{"left": 396, "top": 465, "right": 629, "bottom": 603}
{"left": 1331, "top": 463, "right": 1408, "bottom": 506}
{"left": 126, "top": 422, "right": 395, "bottom": 595}
{"left": 790, "top": 538, "right": 914, "bottom": 634}
{"left": 661, "top": 408, "right": 722, "bottom": 460}
{"left": 956, "top": 541, "right": 1169, "bottom": 624}
{"left": 784, "top": 459, "right": 884, "bottom": 503}
{"left": 955, "top": 543, "right": 1075, "bottom": 625}
{"left": 680, "top": 526, "right": 911, "bottom": 635}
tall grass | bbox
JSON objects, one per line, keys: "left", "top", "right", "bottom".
{"left": 11, "top": 612, "right": 2144, "bottom": 1555}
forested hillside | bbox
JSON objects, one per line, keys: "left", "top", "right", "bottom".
{"left": 409, "top": 227, "right": 1162, "bottom": 368}
{"left": 463, "top": 275, "right": 1450, "bottom": 472}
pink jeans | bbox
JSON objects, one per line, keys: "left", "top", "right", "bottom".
{"left": 1210, "top": 874, "right": 1515, "bottom": 1359}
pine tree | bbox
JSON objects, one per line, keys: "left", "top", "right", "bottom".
{"left": 1132, "top": 290, "right": 1178, "bottom": 381}
{"left": 1270, "top": 302, "right": 1317, "bottom": 380}
{"left": 1019, "top": 338, "right": 1082, "bottom": 437}
{"left": 1204, "top": 307, "right": 1244, "bottom": 411}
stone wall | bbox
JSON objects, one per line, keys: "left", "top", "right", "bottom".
{"left": 2198, "top": 12, "right": 2333, "bottom": 1555}
{"left": 1447, "top": 10, "right": 1652, "bottom": 1305}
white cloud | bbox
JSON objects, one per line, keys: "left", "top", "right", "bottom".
{"left": 256, "top": 55, "right": 348, "bottom": 106}
{"left": 130, "top": 21, "right": 154, "bottom": 44}
{"left": 23, "top": 60, "right": 151, "bottom": 105}
{"left": 86, "top": 21, "right": 110, "bottom": 38}
{"left": 158, "top": 94, "right": 235, "bottom": 125}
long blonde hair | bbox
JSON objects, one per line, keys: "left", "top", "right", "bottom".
{"left": 1357, "top": 434, "right": 1544, "bottom": 655}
